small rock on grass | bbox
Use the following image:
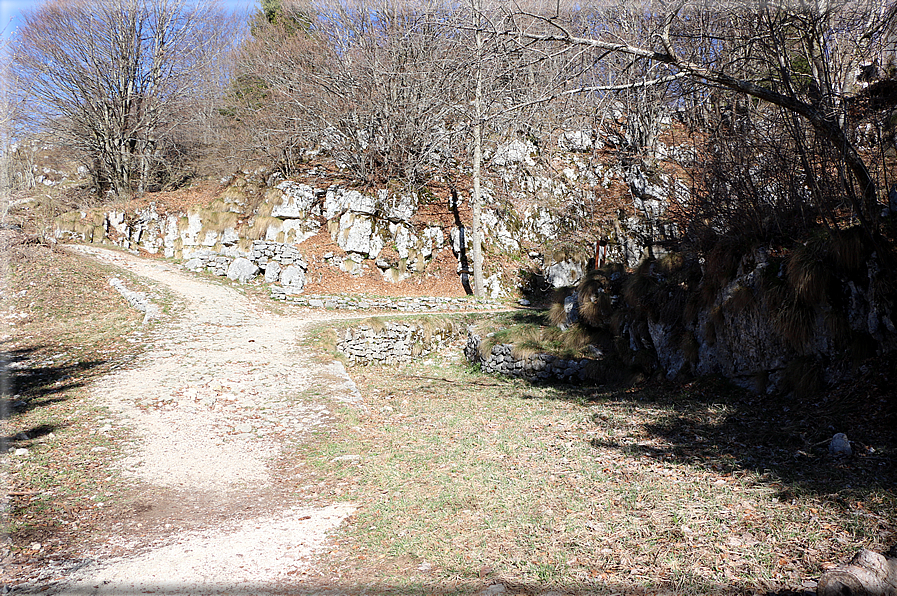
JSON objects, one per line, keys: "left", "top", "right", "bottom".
{"left": 332, "top": 454, "right": 360, "bottom": 463}
{"left": 829, "top": 432, "right": 852, "bottom": 456}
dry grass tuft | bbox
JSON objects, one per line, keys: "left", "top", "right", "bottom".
{"left": 622, "top": 262, "right": 659, "bottom": 316}
{"left": 824, "top": 312, "right": 853, "bottom": 350}
{"left": 680, "top": 330, "right": 700, "bottom": 364}
{"left": 783, "top": 356, "right": 823, "bottom": 399}
{"left": 577, "top": 269, "right": 614, "bottom": 327}
{"left": 510, "top": 326, "right": 547, "bottom": 360}
{"left": 362, "top": 316, "right": 387, "bottom": 333}
{"left": 703, "top": 240, "right": 744, "bottom": 295}
{"left": 246, "top": 215, "right": 282, "bottom": 240}
{"left": 727, "top": 284, "right": 757, "bottom": 313}
{"left": 774, "top": 297, "right": 817, "bottom": 352}
{"left": 417, "top": 316, "right": 457, "bottom": 343}
{"left": 201, "top": 210, "right": 238, "bottom": 234}
{"left": 546, "top": 300, "right": 567, "bottom": 328}
{"left": 578, "top": 291, "right": 612, "bottom": 327}
{"left": 655, "top": 251, "right": 686, "bottom": 277}
{"left": 786, "top": 241, "right": 830, "bottom": 304}
{"left": 829, "top": 226, "right": 871, "bottom": 273}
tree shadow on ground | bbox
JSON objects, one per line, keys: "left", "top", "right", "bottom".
{"left": 1, "top": 344, "right": 109, "bottom": 419}
{"left": 531, "top": 367, "right": 897, "bottom": 504}
{"left": 1, "top": 422, "right": 62, "bottom": 454}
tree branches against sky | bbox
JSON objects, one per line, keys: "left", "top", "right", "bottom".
{"left": 1, "top": 0, "right": 255, "bottom": 41}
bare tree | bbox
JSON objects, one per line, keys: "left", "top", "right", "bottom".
{"left": 12, "top": 0, "right": 238, "bottom": 197}
{"left": 492, "top": 0, "right": 897, "bottom": 238}
{"left": 235, "top": 0, "right": 470, "bottom": 185}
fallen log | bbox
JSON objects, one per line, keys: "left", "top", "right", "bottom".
{"left": 818, "top": 549, "right": 897, "bottom": 596}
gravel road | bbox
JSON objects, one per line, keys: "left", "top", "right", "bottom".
{"left": 33, "top": 246, "right": 363, "bottom": 595}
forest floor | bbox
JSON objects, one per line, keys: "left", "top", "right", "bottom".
{"left": 2, "top": 231, "right": 895, "bottom": 595}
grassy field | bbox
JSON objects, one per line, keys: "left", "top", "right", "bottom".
{"left": 3, "top": 231, "right": 894, "bottom": 594}
{"left": 0, "top": 230, "right": 166, "bottom": 579}
{"left": 298, "top": 320, "right": 896, "bottom": 595}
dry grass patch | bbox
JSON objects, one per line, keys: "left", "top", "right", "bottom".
{"left": 299, "top": 355, "right": 896, "bottom": 595}
{"left": 1, "top": 231, "right": 161, "bottom": 582}
{"left": 471, "top": 310, "right": 603, "bottom": 362}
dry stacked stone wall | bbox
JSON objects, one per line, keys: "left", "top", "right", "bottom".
{"left": 275, "top": 293, "right": 502, "bottom": 311}
{"left": 465, "top": 334, "right": 599, "bottom": 382}
{"left": 337, "top": 321, "right": 466, "bottom": 365}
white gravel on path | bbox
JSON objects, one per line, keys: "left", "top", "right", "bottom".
{"left": 38, "top": 246, "right": 362, "bottom": 595}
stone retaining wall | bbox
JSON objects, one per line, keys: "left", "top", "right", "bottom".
{"left": 183, "top": 240, "right": 309, "bottom": 292}
{"left": 336, "top": 321, "right": 466, "bottom": 365}
{"left": 464, "top": 334, "right": 599, "bottom": 382}
{"left": 274, "top": 292, "right": 503, "bottom": 312}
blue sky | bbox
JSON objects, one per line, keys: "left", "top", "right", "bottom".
{"left": 1, "top": 0, "right": 256, "bottom": 40}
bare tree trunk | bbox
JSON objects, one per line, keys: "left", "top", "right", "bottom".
{"left": 470, "top": 0, "right": 485, "bottom": 299}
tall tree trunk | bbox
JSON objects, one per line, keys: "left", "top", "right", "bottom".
{"left": 470, "top": 0, "right": 485, "bottom": 299}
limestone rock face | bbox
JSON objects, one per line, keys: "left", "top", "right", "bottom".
{"left": 492, "top": 138, "right": 537, "bottom": 167}
{"left": 393, "top": 224, "right": 418, "bottom": 260}
{"left": 272, "top": 182, "right": 320, "bottom": 218}
{"left": 227, "top": 257, "right": 259, "bottom": 283}
{"left": 280, "top": 264, "right": 306, "bottom": 294}
{"left": 221, "top": 227, "right": 240, "bottom": 246}
{"left": 324, "top": 188, "right": 377, "bottom": 219}
{"left": 481, "top": 209, "right": 519, "bottom": 252}
{"left": 264, "top": 261, "right": 282, "bottom": 284}
{"left": 336, "top": 213, "right": 384, "bottom": 258}
{"left": 546, "top": 259, "right": 585, "bottom": 288}
{"left": 263, "top": 217, "right": 319, "bottom": 244}
{"left": 558, "top": 130, "right": 595, "bottom": 152}
{"left": 383, "top": 193, "right": 417, "bottom": 222}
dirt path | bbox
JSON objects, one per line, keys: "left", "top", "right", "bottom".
{"left": 38, "top": 246, "right": 365, "bottom": 595}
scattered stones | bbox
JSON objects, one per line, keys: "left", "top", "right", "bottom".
{"left": 183, "top": 252, "right": 232, "bottom": 276}
{"left": 331, "top": 454, "right": 361, "bottom": 462}
{"left": 829, "top": 433, "right": 852, "bottom": 456}
{"left": 561, "top": 292, "right": 579, "bottom": 329}
{"left": 183, "top": 240, "right": 309, "bottom": 291}
{"left": 226, "top": 257, "right": 259, "bottom": 283}
{"left": 109, "top": 277, "right": 161, "bottom": 324}
{"left": 280, "top": 264, "right": 307, "bottom": 294}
